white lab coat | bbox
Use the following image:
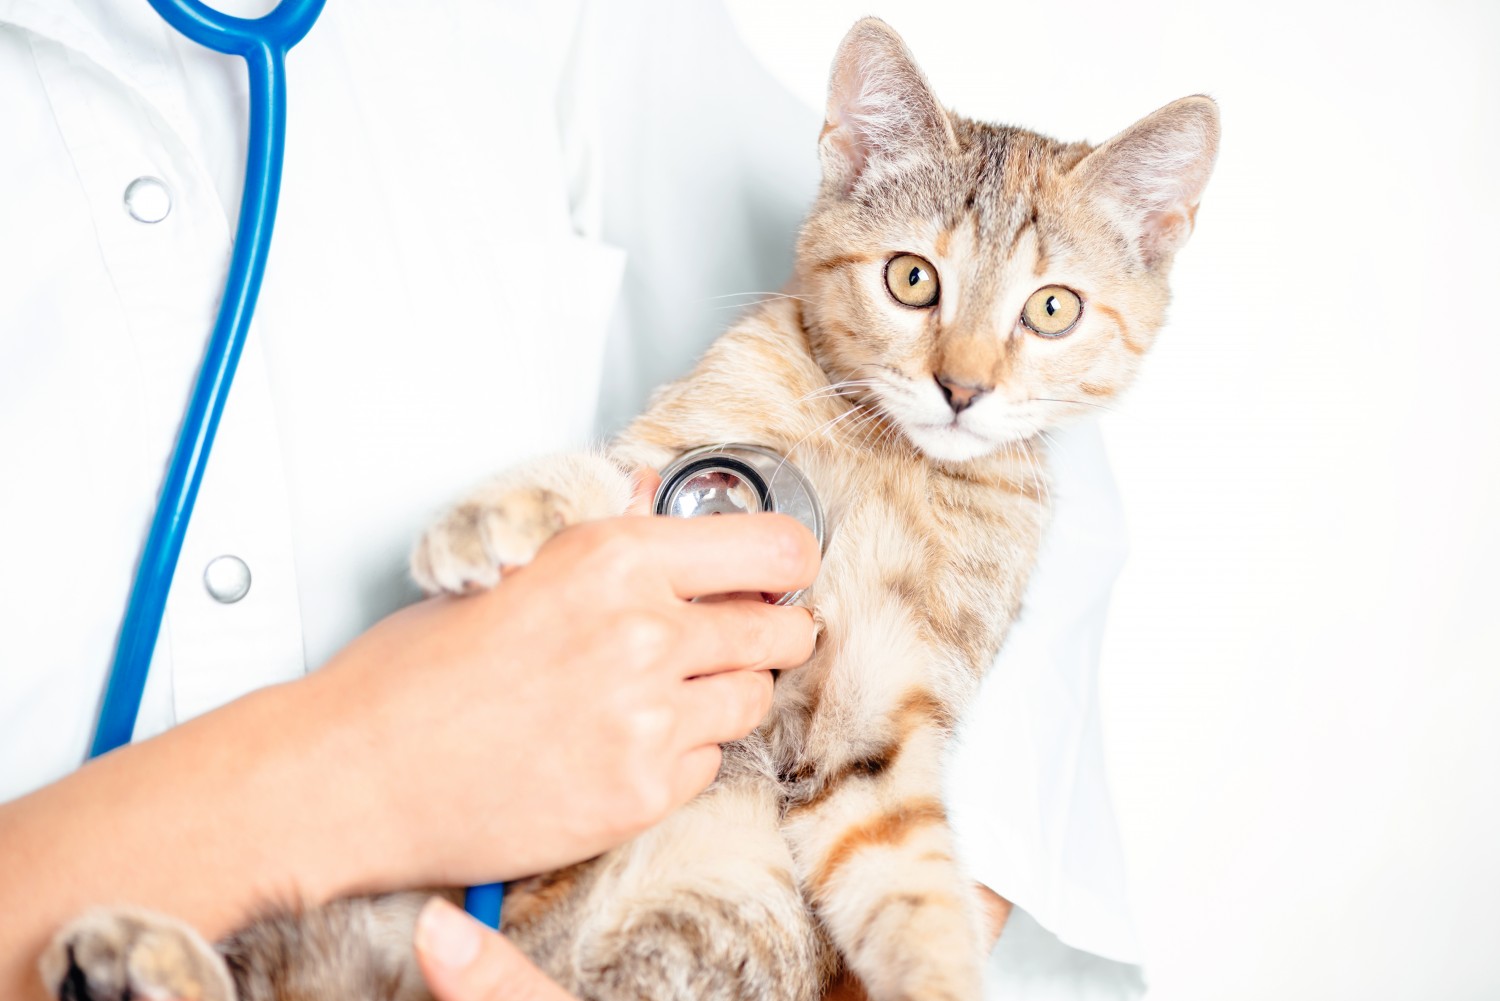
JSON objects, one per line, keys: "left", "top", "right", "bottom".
{"left": 0, "top": 0, "right": 1142, "bottom": 995}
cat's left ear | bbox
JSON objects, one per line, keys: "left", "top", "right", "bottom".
{"left": 1073, "top": 96, "right": 1221, "bottom": 269}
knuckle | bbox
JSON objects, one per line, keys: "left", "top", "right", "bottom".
{"left": 613, "top": 610, "right": 678, "bottom": 665}
{"left": 581, "top": 521, "right": 646, "bottom": 581}
{"left": 621, "top": 701, "right": 674, "bottom": 749}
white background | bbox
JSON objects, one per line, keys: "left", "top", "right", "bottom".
{"left": 726, "top": 2, "right": 1500, "bottom": 998}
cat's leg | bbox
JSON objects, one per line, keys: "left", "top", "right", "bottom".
{"left": 218, "top": 893, "right": 435, "bottom": 1001}
{"left": 784, "top": 718, "right": 985, "bottom": 1001}
{"left": 411, "top": 451, "right": 636, "bottom": 594}
{"left": 42, "top": 894, "right": 439, "bottom": 1001}
{"left": 506, "top": 746, "right": 828, "bottom": 1001}
{"left": 39, "top": 907, "right": 236, "bottom": 1001}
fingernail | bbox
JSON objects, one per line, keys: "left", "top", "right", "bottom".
{"left": 416, "top": 897, "right": 483, "bottom": 970}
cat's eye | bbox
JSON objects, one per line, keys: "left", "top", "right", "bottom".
{"left": 884, "top": 254, "right": 940, "bottom": 308}
{"left": 1020, "top": 286, "right": 1083, "bottom": 338}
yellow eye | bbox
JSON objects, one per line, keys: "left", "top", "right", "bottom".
{"left": 885, "top": 254, "right": 940, "bottom": 308}
{"left": 1021, "top": 286, "right": 1083, "bottom": 337}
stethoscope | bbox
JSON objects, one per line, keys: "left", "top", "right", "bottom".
{"left": 92, "top": 0, "right": 326, "bottom": 765}
{"left": 94, "top": 0, "right": 825, "bottom": 937}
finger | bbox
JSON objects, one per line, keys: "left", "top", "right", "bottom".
{"left": 640, "top": 513, "right": 820, "bottom": 599}
{"left": 975, "top": 883, "right": 1013, "bottom": 947}
{"left": 677, "top": 598, "right": 816, "bottom": 676}
{"left": 671, "top": 743, "right": 725, "bottom": 807}
{"left": 627, "top": 469, "right": 662, "bottom": 516}
{"left": 416, "top": 897, "right": 578, "bottom": 1001}
{"left": 675, "top": 668, "right": 777, "bottom": 747}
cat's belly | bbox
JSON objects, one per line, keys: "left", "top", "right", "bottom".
{"left": 758, "top": 465, "right": 1011, "bottom": 790}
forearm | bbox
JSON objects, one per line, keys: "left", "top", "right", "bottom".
{"left": 0, "top": 676, "right": 386, "bottom": 1000}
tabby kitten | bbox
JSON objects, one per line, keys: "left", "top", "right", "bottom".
{"left": 43, "top": 18, "right": 1218, "bottom": 1001}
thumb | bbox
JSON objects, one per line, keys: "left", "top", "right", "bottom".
{"left": 415, "top": 897, "right": 577, "bottom": 1001}
{"left": 627, "top": 468, "right": 662, "bottom": 516}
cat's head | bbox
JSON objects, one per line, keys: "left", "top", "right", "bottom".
{"left": 795, "top": 19, "right": 1219, "bottom": 463}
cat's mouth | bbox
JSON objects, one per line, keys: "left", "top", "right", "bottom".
{"left": 861, "top": 379, "right": 1027, "bottom": 462}
{"left": 922, "top": 419, "right": 984, "bottom": 437}
{"left": 902, "top": 419, "right": 997, "bottom": 463}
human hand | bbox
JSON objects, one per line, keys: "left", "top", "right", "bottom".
{"left": 307, "top": 501, "right": 820, "bottom": 894}
{"left": 416, "top": 897, "right": 577, "bottom": 1001}
{"left": 0, "top": 478, "right": 815, "bottom": 998}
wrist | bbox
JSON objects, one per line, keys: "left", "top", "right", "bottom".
{"left": 255, "top": 667, "right": 415, "bottom": 903}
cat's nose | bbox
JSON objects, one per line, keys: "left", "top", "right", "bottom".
{"left": 935, "top": 375, "right": 989, "bottom": 414}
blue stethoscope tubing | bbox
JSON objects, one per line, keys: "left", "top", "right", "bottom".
{"left": 91, "top": 0, "right": 502, "bottom": 930}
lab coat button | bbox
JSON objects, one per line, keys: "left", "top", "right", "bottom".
{"left": 203, "top": 555, "right": 251, "bottom": 604}
{"left": 123, "top": 176, "right": 172, "bottom": 223}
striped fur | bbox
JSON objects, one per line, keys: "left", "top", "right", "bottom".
{"left": 43, "top": 18, "right": 1216, "bottom": 1001}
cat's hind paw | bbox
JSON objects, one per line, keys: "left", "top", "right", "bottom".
{"left": 574, "top": 896, "right": 823, "bottom": 1001}
{"left": 40, "top": 908, "right": 235, "bottom": 1001}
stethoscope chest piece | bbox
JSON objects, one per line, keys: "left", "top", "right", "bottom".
{"left": 654, "top": 444, "right": 825, "bottom": 606}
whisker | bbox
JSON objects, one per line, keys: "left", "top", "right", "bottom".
{"left": 793, "top": 380, "right": 880, "bottom": 405}
{"left": 1029, "top": 397, "right": 1117, "bottom": 414}
{"left": 873, "top": 417, "right": 914, "bottom": 459}
{"left": 833, "top": 407, "right": 882, "bottom": 449}
{"left": 1025, "top": 439, "right": 1042, "bottom": 504}
{"left": 862, "top": 413, "right": 891, "bottom": 451}
{"left": 775, "top": 404, "right": 869, "bottom": 478}
{"left": 844, "top": 408, "right": 886, "bottom": 451}
{"left": 700, "top": 291, "right": 816, "bottom": 302}
{"left": 1026, "top": 436, "right": 1051, "bottom": 506}
{"left": 702, "top": 292, "right": 820, "bottom": 312}
{"left": 1030, "top": 441, "right": 1046, "bottom": 505}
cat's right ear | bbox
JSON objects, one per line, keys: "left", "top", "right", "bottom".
{"left": 820, "top": 18, "right": 956, "bottom": 196}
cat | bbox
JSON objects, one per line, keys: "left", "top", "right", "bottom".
{"left": 42, "top": 17, "right": 1218, "bottom": 1001}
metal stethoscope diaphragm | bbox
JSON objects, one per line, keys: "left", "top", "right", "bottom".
{"left": 653, "top": 444, "right": 825, "bottom": 606}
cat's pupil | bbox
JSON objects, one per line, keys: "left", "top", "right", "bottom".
{"left": 1045, "top": 295, "right": 1059, "bottom": 316}
{"left": 908, "top": 267, "right": 923, "bottom": 286}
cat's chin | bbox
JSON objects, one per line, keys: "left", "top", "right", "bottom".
{"left": 903, "top": 422, "right": 999, "bottom": 463}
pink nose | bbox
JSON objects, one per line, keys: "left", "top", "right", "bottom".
{"left": 935, "top": 375, "right": 990, "bottom": 414}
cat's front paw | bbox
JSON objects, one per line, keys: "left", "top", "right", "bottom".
{"left": 40, "top": 908, "right": 235, "bottom": 1001}
{"left": 410, "top": 453, "right": 637, "bottom": 596}
{"left": 411, "top": 485, "right": 573, "bottom": 594}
